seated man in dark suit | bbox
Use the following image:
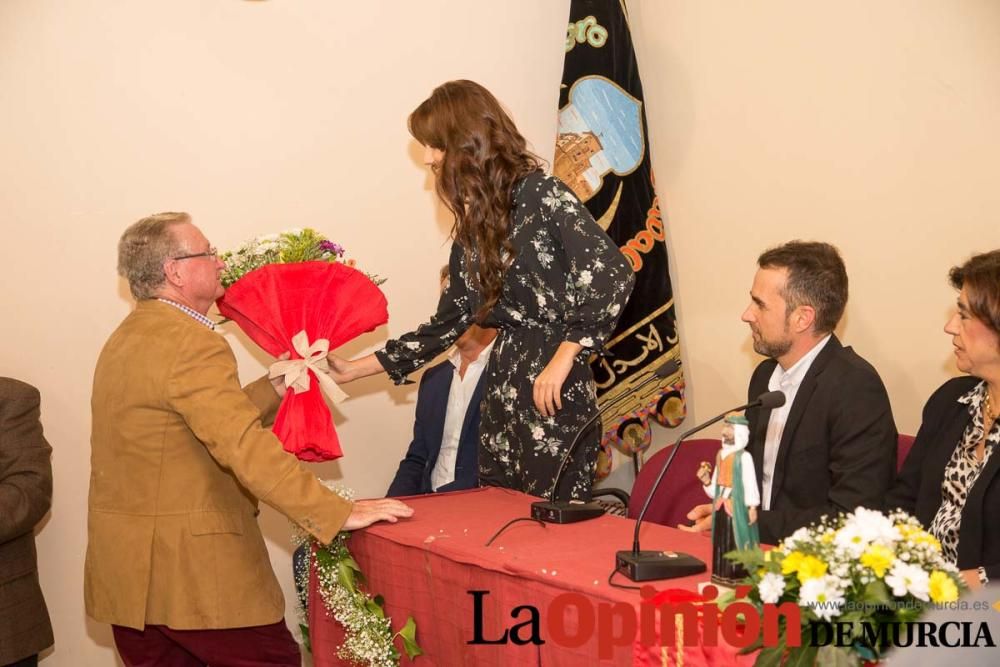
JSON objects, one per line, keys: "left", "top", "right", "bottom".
{"left": 387, "top": 323, "right": 496, "bottom": 496}
{"left": 682, "top": 241, "right": 897, "bottom": 544}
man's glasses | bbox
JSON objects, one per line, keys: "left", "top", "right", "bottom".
{"left": 172, "top": 247, "right": 218, "bottom": 261}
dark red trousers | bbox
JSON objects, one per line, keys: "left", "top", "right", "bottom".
{"left": 112, "top": 620, "right": 300, "bottom": 667}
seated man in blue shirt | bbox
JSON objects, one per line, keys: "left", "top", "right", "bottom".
{"left": 387, "top": 322, "right": 496, "bottom": 496}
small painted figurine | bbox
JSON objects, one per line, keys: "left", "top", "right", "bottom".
{"left": 696, "top": 412, "right": 760, "bottom": 586}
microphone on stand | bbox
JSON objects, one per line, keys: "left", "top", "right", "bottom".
{"left": 529, "top": 359, "right": 682, "bottom": 524}
{"left": 614, "top": 389, "right": 786, "bottom": 581}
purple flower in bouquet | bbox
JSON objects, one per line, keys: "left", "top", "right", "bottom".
{"left": 319, "top": 240, "right": 345, "bottom": 257}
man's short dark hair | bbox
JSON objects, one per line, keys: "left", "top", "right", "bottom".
{"left": 758, "top": 241, "right": 848, "bottom": 334}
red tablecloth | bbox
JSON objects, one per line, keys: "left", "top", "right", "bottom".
{"left": 309, "top": 487, "right": 757, "bottom": 666}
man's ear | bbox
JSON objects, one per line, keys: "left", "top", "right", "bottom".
{"left": 790, "top": 304, "right": 816, "bottom": 335}
{"left": 163, "top": 259, "right": 184, "bottom": 289}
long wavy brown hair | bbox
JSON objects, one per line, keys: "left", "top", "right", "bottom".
{"left": 409, "top": 80, "right": 543, "bottom": 322}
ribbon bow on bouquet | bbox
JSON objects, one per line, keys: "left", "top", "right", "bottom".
{"left": 269, "top": 331, "right": 348, "bottom": 405}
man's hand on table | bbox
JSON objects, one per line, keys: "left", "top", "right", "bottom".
{"left": 343, "top": 498, "right": 414, "bottom": 531}
{"left": 677, "top": 502, "right": 712, "bottom": 532}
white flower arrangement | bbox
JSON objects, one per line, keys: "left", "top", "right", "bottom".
{"left": 728, "top": 507, "right": 964, "bottom": 665}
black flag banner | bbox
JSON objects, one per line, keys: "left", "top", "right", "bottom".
{"left": 553, "top": 0, "right": 685, "bottom": 480}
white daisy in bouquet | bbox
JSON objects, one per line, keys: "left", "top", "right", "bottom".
{"left": 727, "top": 507, "right": 963, "bottom": 665}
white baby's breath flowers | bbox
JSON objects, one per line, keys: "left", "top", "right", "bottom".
{"left": 781, "top": 526, "right": 810, "bottom": 551}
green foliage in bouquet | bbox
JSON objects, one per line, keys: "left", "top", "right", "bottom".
{"left": 724, "top": 508, "right": 964, "bottom": 666}
{"left": 293, "top": 487, "right": 421, "bottom": 667}
{"left": 220, "top": 228, "right": 385, "bottom": 288}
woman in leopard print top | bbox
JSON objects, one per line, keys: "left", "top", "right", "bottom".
{"left": 887, "top": 249, "right": 1000, "bottom": 590}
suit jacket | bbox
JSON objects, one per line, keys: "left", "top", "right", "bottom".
{"left": 746, "top": 335, "right": 897, "bottom": 544}
{"left": 386, "top": 361, "right": 483, "bottom": 496}
{"left": 886, "top": 376, "right": 1000, "bottom": 579}
{"left": 0, "top": 378, "right": 54, "bottom": 664}
{"left": 85, "top": 299, "right": 352, "bottom": 630}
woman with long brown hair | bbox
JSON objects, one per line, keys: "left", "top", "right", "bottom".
{"left": 330, "top": 80, "right": 634, "bottom": 500}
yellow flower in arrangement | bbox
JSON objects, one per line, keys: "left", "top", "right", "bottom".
{"left": 860, "top": 544, "right": 895, "bottom": 577}
{"left": 795, "top": 555, "right": 828, "bottom": 583}
{"left": 914, "top": 531, "right": 942, "bottom": 551}
{"left": 897, "top": 524, "right": 941, "bottom": 551}
{"left": 781, "top": 551, "right": 805, "bottom": 575}
{"left": 820, "top": 530, "right": 836, "bottom": 545}
{"left": 928, "top": 570, "right": 959, "bottom": 603}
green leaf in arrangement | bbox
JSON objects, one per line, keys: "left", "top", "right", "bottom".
{"left": 365, "top": 597, "right": 386, "bottom": 619}
{"left": 753, "top": 644, "right": 785, "bottom": 667}
{"left": 299, "top": 623, "right": 311, "bottom": 654}
{"left": 784, "top": 644, "right": 819, "bottom": 667}
{"left": 336, "top": 560, "right": 357, "bottom": 594}
{"left": 398, "top": 616, "right": 424, "bottom": 659}
{"left": 862, "top": 579, "right": 891, "bottom": 606}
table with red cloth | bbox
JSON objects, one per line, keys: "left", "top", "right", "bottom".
{"left": 308, "top": 487, "right": 757, "bottom": 666}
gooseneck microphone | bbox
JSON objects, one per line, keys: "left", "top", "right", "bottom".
{"left": 614, "top": 389, "right": 786, "bottom": 581}
{"left": 529, "top": 359, "right": 681, "bottom": 524}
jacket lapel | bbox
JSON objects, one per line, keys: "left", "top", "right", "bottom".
{"left": 767, "top": 335, "right": 842, "bottom": 508}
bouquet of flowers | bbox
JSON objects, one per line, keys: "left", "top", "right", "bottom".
{"left": 727, "top": 507, "right": 964, "bottom": 666}
{"left": 216, "top": 229, "right": 388, "bottom": 462}
{"left": 293, "top": 486, "right": 422, "bottom": 667}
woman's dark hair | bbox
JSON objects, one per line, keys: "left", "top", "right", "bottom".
{"left": 949, "top": 249, "right": 1000, "bottom": 342}
{"left": 409, "top": 80, "right": 543, "bottom": 322}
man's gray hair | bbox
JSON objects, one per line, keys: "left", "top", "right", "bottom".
{"left": 117, "top": 212, "right": 190, "bottom": 299}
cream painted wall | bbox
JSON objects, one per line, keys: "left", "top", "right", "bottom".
{"left": 1, "top": 1, "right": 998, "bottom": 665}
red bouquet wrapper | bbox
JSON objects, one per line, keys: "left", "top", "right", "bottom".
{"left": 217, "top": 261, "right": 388, "bottom": 461}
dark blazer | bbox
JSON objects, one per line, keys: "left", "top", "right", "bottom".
{"left": 746, "top": 335, "right": 897, "bottom": 545}
{"left": 886, "top": 376, "right": 1000, "bottom": 579}
{"left": 0, "top": 378, "right": 54, "bottom": 664}
{"left": 387, "top": 361, "right": 483, "bottom": 496}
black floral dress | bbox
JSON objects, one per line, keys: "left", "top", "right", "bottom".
{"left": 375, "top": 172, "right": 634, "bottom": 500}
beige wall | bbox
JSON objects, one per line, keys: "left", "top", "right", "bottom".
{"left": 1, "top": 1, "right": 998, "bottom": 664}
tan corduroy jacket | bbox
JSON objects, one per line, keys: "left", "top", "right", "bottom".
{"left": 85, "top": 299, "right": 352, "bottom": 630}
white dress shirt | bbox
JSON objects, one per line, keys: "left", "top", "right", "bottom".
{"left": 760, "top": 334, "right": 831, "bottom": 510}
{"left": 430, "top": 339, "right": 494, "bottom": 491}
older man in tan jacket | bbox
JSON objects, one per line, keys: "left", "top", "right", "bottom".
{"left": 86, "top": 213, "right": 412, "bottom": 666}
